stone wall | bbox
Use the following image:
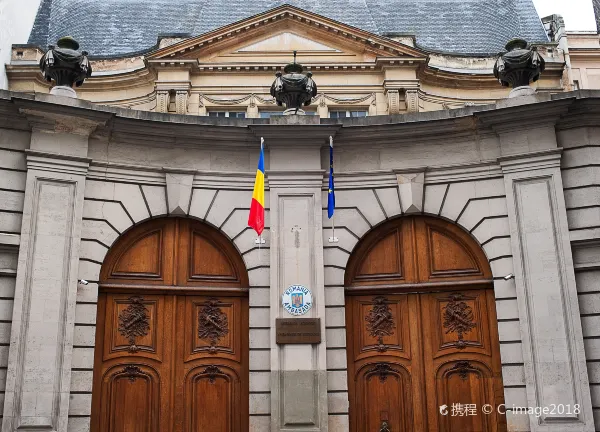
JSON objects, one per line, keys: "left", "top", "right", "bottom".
{"left": 0, "top": 128, "right": 29, "bottom": 425}
{"left": 560, "top": 125, "right": 600, "bottom": 431}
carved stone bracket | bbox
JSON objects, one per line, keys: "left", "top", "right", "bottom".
{"left": 175, "top": 90, "right": 189, "bottom": 115}
{"left": 367, "top": 362, "right": 400, "bottom": 383}
{"left": 118, "top": 296, "right": 150, "bottom": 353}
{"left": 405, "top": 89, "right": 419, "bottom": 113}
{"left": 156, "top": 90, "right": 169, "bottom": 113}
{"left": 448, "top": 360, "right": 478, "bottom": 381}
{"left": 365, "top": 296, "right": 396, "bottom": 352}
{"left": 198, "top": 298, "right": 229, "bottom": 353}
{"left": 442, "top": 293, "right": 476, "bottom": 349}
{"left": 386, "top": 89, "right": 400, "bottom": 115}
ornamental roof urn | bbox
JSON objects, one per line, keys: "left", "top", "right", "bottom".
{"left": 493, "top": 38, "right": 545, "bottom": 98}
{"left": 270, "top": 51, "right": 317, "bottom": 115}
{"left": 39, "top": 36, "right": 92, "bottom": 98}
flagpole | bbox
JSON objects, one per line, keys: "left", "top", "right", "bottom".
{"left": 328, "top": 136, "right": 339, "bottom": 243}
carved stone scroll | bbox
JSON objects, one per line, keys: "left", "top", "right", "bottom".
{"left": 198, "top": 298, "right": 229, "bottom": 353}
{"left": 118, "top": 296, "right": 150, "bottom": 353}
{"left": 365, "top": 296, "right": 396, "bottom": 352}
{"left": 442, "top": 293, "right": 476, "bottom": 349}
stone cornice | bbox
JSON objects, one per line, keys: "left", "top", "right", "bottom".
{"left": 1, "top": 90, "right": 599, "bottom": 150}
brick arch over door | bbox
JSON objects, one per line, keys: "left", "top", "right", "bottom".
{"left": 91, "top": 217, "right": 249, "bottom": 432}
{"left": 344, "top": 215, "right": 506, "bottom": 432}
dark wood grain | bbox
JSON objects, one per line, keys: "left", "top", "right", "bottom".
{"left": 92, "top": 218, "right": 249, "bottom": 432}
{"left": 345, "top": 216, "right": 505, "bottom": 432}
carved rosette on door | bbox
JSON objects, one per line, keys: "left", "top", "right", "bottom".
{"left": 112, "top": 365, "right": 149, "bottom": 383}
{"left": 442, "top": 293, "right": 476, "bottom": 349}
{"left": 198, "top": 298, "right": 229, "bottom": 353}
{"left": 365, "top": 296, "right": 396, "bottom": 352}
{"left": 117, "top": 295, "right": 150, "bottom": 353}
{"left": 448, "top": 360, "right": 478, "bottom": 381}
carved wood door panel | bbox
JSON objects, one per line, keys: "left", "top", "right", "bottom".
{"left": 91, "top": 218, "right": 248, "bottom": 432}
{"left": 345, "top": 217, "right": 506, "bottom": 432}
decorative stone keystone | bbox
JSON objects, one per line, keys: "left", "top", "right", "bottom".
{"left": 494, "top": 38, "right": 545, "bottom": 98}
{"left": 39, "top": 36, "right": 92, "bottom": 98}
{"left": 396, "top": 171, "right": 424, "bottom": 213}
{"left": 165, "top": 172, "right": 194, "bottom": 215}
{"left": 270, "top": 51, "right": 317, "bottom": 115}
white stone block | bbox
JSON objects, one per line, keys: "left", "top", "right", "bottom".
{"left": 502, "top": 365, "right": 526, "bottom": 387}
{"left": 322, "top": 228, "right": 358, "bottom": 255}
{"left": 440, "top": 182, "right": 476, "bottom": 221}
{"left": 500, "top": 342, "right": 524, "bottom": 364}
{"left": 81, "top": 219, "right": 119, "bottom": 249}
{"left": 73, "top": 325, "right": 95, "bottom": 346}
{"left": 576, "top": 271, "right": 600, "bottom": 293}
{"left": 325, "top": 329, "right": 346, "bottom": 348}
{"left": 0, "top": 170, "right": 26, "bottom": 191}
{"left": 165, "top": 173, "right": 193, "bottom": 215}
{"left": 0, "top": 323, "right": 11, "bottom": 344}
{"left": 67, "top": 416, "right": 90, "bottom": 432}
{"left": 470, "top": 217, "right": 510, "bottom": 246}
{"left": 0, "top": 277, "right": 15, "bottom": 298}
{"left": 458, "top": 198, "right": 508, "bottom": 232}
{"left": 71, "top": 348, "right": 94, "bottom": 369}
{"left": 249, "top": 415, "right": 270, "bottom": 432}
{"left": 498, "top": 320, "right": 521, "bottom": 342}
{"left": 83, "top": 201, "right": 132, "bottom": 234}
{"left": 75, "top": 304, "right": 97, "bottom": 325}
{"left": 70, "top": 371, "right": 93, "bottom": 393}
{"left": 324, "top": 268, "right": 345, "bottom": 287}
{"left": 375, "top": 187, "right": 401, "bottom": 218}
{"left": 587, "top": 363, "right": 600, "bottom": 384}
{"left": 0, "top": 299, "right": 13, "bottom": 321}
{"left": 327, "top": 392, "right": 348, "bottom": 413}
{"left": 0, "top": 190, "right": 24, "bottom": 213}
{"left": 326, "top": 350, "right": 347, "bottom": 370}
{"left": 423, "top": 184, "right": 447, "bottom": 215}
{"left": 0, "top": 346, "right": 9, "bottom": 367}
{"left": 77, "top": 261, "right": 101, "bottom": 282}
{"left": 493, "top": 279, "right": 517, "bottom": 299}
{"left": 249, "top": 393, "right": 270, "bottom": 415}
{"left": 248, "top": 267, "right": 270, "bottom": 287}
{"left": 579, "top": 294, "right": 600, "bottom": 316}
{"left": 328, "top": 414, "right": 349, "bottom": 431}
{"left": 397, "top": 172, "right": 424, "bottom": 214}
{"left": 325, "top": 307, "right": 345, "bottom": 328}
{"left": 0, "top": 213, "right": 22, "bottom": 234}
{"left": 483, "top": 237, "right": 512, "bottom": 262}
{"left": 250, "top": 329, "right": 270, "bottom": 349}
{"left": 205, "top": 190, "right": 249, "bottom": 228}
{"left": 504, "top": 387, "right": 528, "bottom": 408}
{"left": 250, "top": 350, "right": 270, "bottom": 371}
{"left": 188, "top": 189, "right": 217, "bottom": 220}
{"left": 79, "top": 240, "right": 108, "bottom": 264}
{"left": 249, "top": 289, "right": 270, "bottom": 307}
{"left": 250, "top": 308, "right": 270, "bottom": 328}
{"left": 334, "top": 189, "right": 386, "bottom": 226}
{"left": 76, "top": 283, "right": 98, "bottom": 304}
{"left": 140, "top": 185, "right": 167, "bottom": 217}
{"left": 585, "top": 339, "right": 600, "bottom": 361}
{"left": 495, "top": 299, "right": 520, "bottom": 320}
{"left": 325, "top": 287, "right": 345, "bottom": 307}
{"left": 0, "top": 149, "right": 26, "bottom": 171}
{"left": 114, "top": 183, "right": 150, "bottom": 223}
{"left": 506, "top": 411, "right": 531, "bottom": 431}
{"left": 323, "top": 248, "right": 350, "bottom": 269}
{"left": 68, "top": 394, "right": 91, "bottom": 416}
{"left": 327, "top": 371, "right": 348, "bottom": 391}
{"left": 243, "top": 248, "right": 269, "bottom": 271}
{"left": 322, "top": 208, "right": 370, "bottom": 240}
{"left": 250, "top": 372, "right": 270, "bottom": 392}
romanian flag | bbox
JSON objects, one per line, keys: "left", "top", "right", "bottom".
{"left": 248, "top": 138, "right": 265, "bottom": 235}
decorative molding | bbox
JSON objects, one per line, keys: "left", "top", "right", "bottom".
{"left": 396, "top": 171, "right": 424, "bottom": 213}
{"left": 365, "top": 296, "right": 396, "bottom": 352}
{"left": 118, "top": 295, "right": 150, "bottom": 353}
{"left": 442, "top": 293, "right": 476, "bottom": 350}
{"left": 156, "top": 90, "right": 169, "bottom": 113}
{"left": 405, "top": 89, "right": 419, "bottom": 113}
{"left": 448, "top": 361, "right": 477, "bottom": 381}
{"left": 202, "top": 365, "right": 224, "bottom": 384}
{"left": 498, "top": 148, "right": 562, "bottom": 174}
{"left": 165, "top": 171, "right": 194, "bottom": 215}
{"left": 198, "top": 298, "right": 229, "bottom": 353}
{"left": 112, "top": 365, "right": 148, "bottom": 383}
{"left": 175, "top": 90, "right": 189, "bottom": 115}
{"left": 366, "top": 362, "right": 400, "bottom": 383}
{"left": 386, "top": 89, "right": 400, "bottom": 115}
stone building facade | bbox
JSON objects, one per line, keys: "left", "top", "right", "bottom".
{"left": 2, "top": 2, "right": 600, "bottom": 432}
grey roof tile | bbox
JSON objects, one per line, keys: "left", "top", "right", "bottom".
{"left": 27, "top": 0, "right": 549, "bottom": 57}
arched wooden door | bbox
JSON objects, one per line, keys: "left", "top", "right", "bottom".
{"left": 345, "top": 216, "right": 506, "bottom": 432}
{"left": 91, "top": 218, "right": 249, "bottom": 432}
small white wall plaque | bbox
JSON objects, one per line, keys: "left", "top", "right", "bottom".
{"left": 282, "top": 285, "right": 313, "bottom": 316}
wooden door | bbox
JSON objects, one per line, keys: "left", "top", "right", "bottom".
{"left": 345, "top": 216, "right": 506, "bottom": 432}
{"left": 91, "top": 218, "right": 249, "bottom": 432}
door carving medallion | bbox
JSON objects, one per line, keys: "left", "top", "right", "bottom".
{"left": 365, "top": 296, "right": 396, "bottom": 352}
{"left": 198, "top": 298, "right": 229, "bottom": 353}
{"left": 117, "top": 295, "right": 150, "bottom": 353}
{"left": 367, "top": 362, "right": 400, "bottom": 383}
{"left": 442, "top": 293, "right": 476, "bottom": 349}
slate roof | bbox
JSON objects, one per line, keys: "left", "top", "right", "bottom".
{"left": 28, "top": 0, "right": 549, "bottom": 58}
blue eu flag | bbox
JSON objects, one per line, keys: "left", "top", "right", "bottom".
{"left": 328, "top": 137, "right": 335, "bottom": 218}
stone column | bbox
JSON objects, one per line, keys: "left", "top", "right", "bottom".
{"left": 2, "top": 104, "right": 107, "bottom": 432}
{"left": 256, "top": 119, "right": 338, "bottom": 432}
{"left": 500, "top": 149, "right": 594, "bottom": 432}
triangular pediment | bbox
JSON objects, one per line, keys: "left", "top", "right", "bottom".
{"left": 237, "top": 32, "right": 341, "bottom": 53}
{"left": 147, "top": 5, "right": 428, "bottom": 63}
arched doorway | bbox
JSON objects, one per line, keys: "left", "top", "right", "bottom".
{"left": 90, "top": 218, "right": 249, "bottom": 432}
{"left": 345, "top": 216, "right": 506, "bottom": 432}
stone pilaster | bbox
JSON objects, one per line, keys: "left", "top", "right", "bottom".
{"left": 500, "top": 149, "right": 594, "bottom": 432}
{"left": 2, "top": 104, "right": 107, "bottom": 432}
